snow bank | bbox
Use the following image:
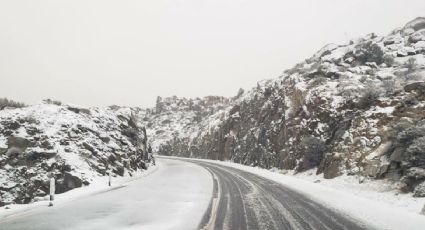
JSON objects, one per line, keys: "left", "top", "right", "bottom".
{"left": 0, "top": 164, "right": 158, "bottom": 220}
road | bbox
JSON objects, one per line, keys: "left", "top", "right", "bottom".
{"left": 0, "top": 158, "right": 212, "bottom": 230}
{"left": 0, "top": 158, "right": 371, "bottom": 230}
{"left": 191, "top": 160, "right": 369, "bottom": 230}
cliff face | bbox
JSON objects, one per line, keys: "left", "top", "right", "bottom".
{"left": 140, "top": 95, "right": 233, "bottom": 153}
{"left": 0, "top": 101, "right": 151, "bottom": 206}
{"left": 155, "top": 18, "right": 425, "bottom": 196}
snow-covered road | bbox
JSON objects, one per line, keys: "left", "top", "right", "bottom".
{"left": 191, "top": 160, "right": 368, "bottom": 230}
{"left": 2, "top": 157, "right": 424, "bottom": 230}
{"left": 0, "top": 158, "right": 212, "bottom": 230}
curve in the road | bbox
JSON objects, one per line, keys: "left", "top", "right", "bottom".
{"left": 192, "top": 160, "right": 370, "bottom": 230}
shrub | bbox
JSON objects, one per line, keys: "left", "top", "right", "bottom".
{"left": 390, "top": 120, "right": 425, "bottom": 169}
{"left": 355, "top": 41, "right": 385, "bottom": 65}
{"left": 407, "top": 136, "right": 425, "bottom": 156}
{"left": 357, "top": 88, "right": 380, "bottom": 109}
{"left": 383, "top": 54, "right": 395, "bottom": 67}
{"left": 43, "top": 98, "right": 62, "bottom": 106}
{"left": 382, "top": 79, "right": 397, "bottom": 95}
{"left": 406, "top": 57, "right": 417, "bottom": 73}
{"left": 22, "top": 115, "right": 38, "bottom": 124}
{"left": 310, "top": 76, "right": 328, "bottom": 88}
{"left": 0, "top": 98, "right": 25, "bottom": 110}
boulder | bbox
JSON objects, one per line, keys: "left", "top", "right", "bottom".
{"left": 390, "top": 147, "right": 404, "bottom": 162}
{"left": 26, "top": 127, "right": 40, "bottom": 136}
{"left": 414, "top": 41, "right": 425, "bottom": 52}
{"left": 6, "top": 136, "right": 32, "bottom": 157}
{"left": 0, "top": 181, "right": 18, "bottom": 191}
{"left": 4, "top": 121, "right": 20, "bottom": 130}
{"left": 397, "top": 47, "right": 416, "bottom": 57}
{"left": 406, "top": 167, "right": 425, "bottom": 180}
{"left": 409, "top": 29, "right": 425, "bottom": 43}
{"left": 99, "top": 135, "right": 110, "bottom": 143}
{"left": 363, "top": 160, "right": 389, "bottom": 178}
{"left": 403, "top": 17, "right": 425, "bottom": 35}
{"left": 56, "top": 173, "right": 83, "bottom": 194}
{"left": 319, "top": 155, "right": 344, "bottom": 179}
{"left": 383, "top": 35, "right": 402, "bottom": 46}
{"left": 67, "top": 106, "right": 91, "bottom": 115}
{"left": 404, "top": 82, "right": 425, "bottom": 96}
{"left": 27, "top": 150, "right": 57, "bottom": 160}
{"left": 114, "top": 166, "right": 125, "bottom": 176}
{"left": 40, "top": 140, "right": 54, "bottom": 150}
{"left": 82, "top": 142, "right": 97, "bottom": 155}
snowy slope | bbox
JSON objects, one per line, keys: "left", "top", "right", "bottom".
{"left": 139, "top": 96, "right": 233, "bottom": 152}
{"left": 0, "top": 101, "right": 152, "bottom": 206}
{"left": 154, "top": 17, "right": 425, "bottom": 205}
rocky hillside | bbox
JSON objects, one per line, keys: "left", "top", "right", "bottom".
{"left": 0, "top": 100, "right": 151, "bottom": 206}
{"left": 139, "top": 95, "right": 233, "bottom": 152}
{"left": 157, "top": 18, "right": 425, "bottom": 197}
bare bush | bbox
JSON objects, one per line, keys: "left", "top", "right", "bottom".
{"left": 383, "top": 54, "right": 395, "bottom": 67}
{"left": 43, "top": 98, "right": 62, "bottom": 106}
{"left": 357, "top": 88, "right": 380, "bottom": 109}
{"left": 382, "top": 79, "right": 397, "bottom": 95}
{"left": 406, "top": 57, "right": 417, "bottom": 73}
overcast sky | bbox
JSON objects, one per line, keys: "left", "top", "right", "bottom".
{"left": 0, "top": 1, "right": 424, "bottom": 107}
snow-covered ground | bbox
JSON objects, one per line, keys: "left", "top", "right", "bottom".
{"left": 169, "top": 157, "right": 425, "bottom": 230}
{"left": 0, "top": 164, "right": 158, "bottom": 220}
{"left": 0, "top": 159, "right": 212, "bottom": 230}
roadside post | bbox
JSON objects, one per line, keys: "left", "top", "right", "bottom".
{"left": 49, "top": 177, "right": 55, "bottom": 207}
{"left": 108, "top": 170, "right": 112, "bottom": 187}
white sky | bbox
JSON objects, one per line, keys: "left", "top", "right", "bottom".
{"left": 0, "top": 0, "right": 424, "bottom": 107}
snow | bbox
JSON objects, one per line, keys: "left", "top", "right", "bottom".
{"left": 177, "top": 157, "right": 425, "bottom": 230}
{"left": 139, "top": 96, "right": 232, "bottom": 152}
{"left": 0, "top": 102, "right": 151, "bottom": 206}
{"left": 321, "top": 46, "right": 351, "bottom": 62}
{"left": 365, "top": 106, "right": 395, "bottom": 116}
{"left": 0, "top": 158, "right": 213, "bottom": 230}
{"left": 414, "top": 41, "right": 425, "bottom": 50}
{"left": 0, "top": 164, "right": 158, "bottom": 219}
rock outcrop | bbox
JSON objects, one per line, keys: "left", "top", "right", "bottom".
{"left": 152, "top": 18, "right": 425, "bottom": 196}
{"left": 139, "top": 95, "right": 232, "bottom": 152}
{"left": 0, "top": 102, "right": 151, "bottom": 206}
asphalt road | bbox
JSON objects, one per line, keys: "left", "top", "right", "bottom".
{"left": 191, "top": 160, "right": 370, "bottom": 230}
{"left": 0, "top": 158, "right": 371, "bottom": 230}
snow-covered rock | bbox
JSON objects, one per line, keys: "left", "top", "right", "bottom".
{"left": 139, "top": 95, "right": 233, "bottom": 152}
{"left": 402, "top": 17, "right": 425, "bottom": 35}
{"left": 0, "top": 101, "right": 151, "bottom": 206}
{"left": 152, "top": 18, "right": 425, "bottom": 199}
